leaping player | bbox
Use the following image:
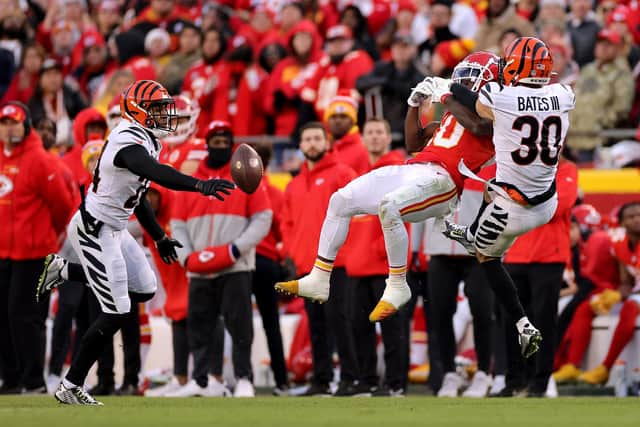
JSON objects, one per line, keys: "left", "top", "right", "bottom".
{"left": 36, "top": 80, "right": 235, "bottom": 405}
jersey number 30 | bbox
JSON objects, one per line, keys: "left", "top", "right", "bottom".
{"left": 511, "top": 115, "right": 562, "bottom": 166}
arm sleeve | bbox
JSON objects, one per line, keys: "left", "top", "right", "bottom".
{"left": 39, "top": 160, "right": 75, "bottom": 235}
{"left": 233, "top": 210, "right": 273, "bottom": 255}
{"left": 114, "top": 145, "right": 200, "bottom": 192}
{"left": 451, "top": 82, "right": 480, "bottom": 112}
{"left": 133, "top": 196, "right": 165, "bottom": 241}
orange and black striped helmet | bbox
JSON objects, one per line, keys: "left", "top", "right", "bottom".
{"left": 501, "top": 37, "right": 553, "bottom": 86}
{"left": 120, "top": 80, "right": 177, "bottom": 136}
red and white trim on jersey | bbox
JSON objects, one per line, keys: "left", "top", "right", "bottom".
{"left": 399, "top": 187, "right": 458, "bottom": 217}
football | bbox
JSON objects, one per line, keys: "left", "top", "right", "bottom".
{"left": 230, "top": 143, "right": 263, "bottom": 194}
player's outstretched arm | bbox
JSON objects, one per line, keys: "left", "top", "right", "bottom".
{"left": 443, "top": 96, "right": 493, "bottom": 136}
{"left": 114, "top": 145, "right": 235, "bottom": 200}
{"left": 404, "top": 106, "right": 439, "bottom": 153}
{"left": 450, "top": 83, "right": 494, "bottom": 121}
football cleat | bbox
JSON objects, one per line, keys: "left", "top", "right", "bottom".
{"left": 54, "top": 383, "right": 103, "bottom": 405}
{"left": 369, "top": 279, "right": 411, "bottom": 322}
{"left": 552, "top": 364, "right": 582, "bottom": 384}
{"left": 519, "top": 324, "right": 542, "bottom": 358}
{"left": 442, "top": 220, "right": 476, "bottom": 255}
{"left": 437, "top": 372, "right": 463, "bottom": 398}
{"left": 36, "top": 254, "right": 67, "bottom": 302}
{"left": 462, "top": 371, "right": 492, "bottom": 398}
{"left": 274, "top": 275, "right": 330, "bottom": 303}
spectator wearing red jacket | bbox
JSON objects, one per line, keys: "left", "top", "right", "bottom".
{"left": 324, "top": 94, "right": 370, "bottom": 176}
{"left": 0, "top": 102, "right": 75, "bottom": 393}
{"left": 280, "top": 122, "right": 359, "bottom": 396}
{"left": 500, "top": 158, "right": 579, "bottom": 397}
{"left": 554, "top": 202, "right": 640, "bottom": 385}
{"left": 182, "top": 28, "right": 230, "bottom": 136}
{"left": 264, "top": 19, "right": 326, "bottom": 136}
{"left": 170, "top": 121, "right": 272, "bottom": 398}
{"left": 343, "top": 118, "right": 408, "bottom": 396}
{"left": 300, "top": 24, "right": 374, "bottom": 122}
{"left": 251, "top": 143, "right": 289, "bottom": 395}
{"left": 61, "top": 107, "right": 108, "bottom": 189}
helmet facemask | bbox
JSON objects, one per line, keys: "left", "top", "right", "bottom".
{"left": 452, "top": 58, "right": 497, "bottom": 92}
{"left": 142, "top": 99, "right": 178, "bottom": 138}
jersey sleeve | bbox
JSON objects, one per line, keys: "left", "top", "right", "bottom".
{"left": 477, "top": 81, "right": 501, "bottom": 109}
{"left": 112, "top": 125, "right": 154, "bottom": 153}
{"left": 557, "top": 84, "right": 576, "bottom": 112}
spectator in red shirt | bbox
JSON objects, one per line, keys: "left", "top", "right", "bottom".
{"left": 344, "top": 117, "right": 408, "bottom": 396}
{"left": 300, "top": 24, "right": 374, "bottom": 123}
{"left": 265, "top": 19, "right": 325, "bottom": 137}
{"left": 71, "top": 30, "right": 112, "bottom": 102}
{"left": 0, "top": 102, "right": 75, "bottom": 394}
{"left": 1, "top": 42, "right": 45, "bottom": 104}
{"left": 324, "top": 94, "right": 369, "bottom": 176}
{"left": 170, "top": 121, "right": 272, "bottom": 398}
{"left": 280, "top": 122, "right": 358, "bottom": 396}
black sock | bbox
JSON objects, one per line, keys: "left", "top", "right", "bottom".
{"left": 129, "top": 291, "right": 155, "bottom": 303}
{"left": 68, "top": 262, "right": 87, "bottom": 283}
{"left": 66, "top": 313, "right": 126, "bottom": 386}
{"left": 470, "top": 198, "right": 490, "bottom": 236}
{"left": 481, "top": 259, "right": 525, "bottom": 321}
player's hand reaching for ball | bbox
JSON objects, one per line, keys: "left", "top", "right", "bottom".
{"left": 407, "top": 79, "right": 433, "bottom": 107}
{"left": 196, "top": 179, "right": 236, "bottom": 201}
{"left": 430, "top": 77, "right": 453, "bottom": 104}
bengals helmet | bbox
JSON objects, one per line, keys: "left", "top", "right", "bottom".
{"left": 501, "top": 37, "right": 553, "bottom": 86}
{"left": 163, "top": 95, "right": 201, "bottom": 145}
{"left": 120, "top": 80, "right": 178, "bottom": 137}
{"left": 451, "top": 51, "right": 500, "bottom": 92}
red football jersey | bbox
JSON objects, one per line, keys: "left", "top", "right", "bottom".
{"left": 160, "top": 138, "right": 208, "bottom": 174}
{"left": 408, "top": 112, "right": 495, "bottom": 191}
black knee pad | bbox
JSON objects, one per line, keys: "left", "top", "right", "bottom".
{"left": 129, "top": 291, "right": 155, "bottom": 303}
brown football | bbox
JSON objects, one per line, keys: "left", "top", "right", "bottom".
{"left": 230, "top": 143, "right": 263, "bottom": 194}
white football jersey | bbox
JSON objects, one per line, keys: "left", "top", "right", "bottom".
{"left": 85, "top": 119, "right": 162, "bottom": 229}
{"left": 478, "top": 82, "right": 575, "bottom": 198}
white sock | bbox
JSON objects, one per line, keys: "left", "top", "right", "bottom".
{"left": 382, "top": 222, "right": 409, "bottom": 284}
{"left": 305, "top": 259, "right": 333, "bottom": 283}
{"left": 516, "top": 316, "right": 532, "bottom": 334}
{"left": 60, "top": 262, "right": 69, "bottom": 280}
{"left": 62, "top": 378, "right": 78, "bottom": 389}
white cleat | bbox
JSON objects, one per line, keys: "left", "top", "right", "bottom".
{"left": 54, "top": 383, "right": 103, "bottom": 405}
{"left": 208, "top": 376, "right": 232, "bottom": 397}
{"left": 233, "top": 378, "right": 255, "bottom": 398}
{"left": 165, "top": 379, "right": 221, "bottom": 397}
{"left": 462, "top": 371, "right": 492, "bottom": 398}
{"left": 144, "top": 377, "right": 184, "bottom": 397}
{"left": 369, "top": 280, "right": 411, "bottom": 322}
{"left": 275, "top": 274, "right": 330, "bottom": 303}
{"left": 438, "top": 372, "right": 463, "bottom": 398}
{"left": 489, "top": 375, "right": 506, "bottom": 396}
{"left": 36, "top": 254, "right": 67, "bottom": 302}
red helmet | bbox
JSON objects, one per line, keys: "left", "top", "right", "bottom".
{"left": 205, "top": 120, "right": 233, "bottom": 141}
{"left": 120, "top": 80, "right": 177, "bottom": 137}
{"left": 452, "top": 51, "right": 500, "bottom": 92}
{"left": 502, "top": 37, "right": 553, "bottom": 86}
{"left": 107, "top": 96, "right": 121, "bottom": 130}
{"left": 162, "top": 95, "right": 201, "bottom": 144}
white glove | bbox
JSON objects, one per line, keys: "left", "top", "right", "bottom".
{"left": 430, "top": 77, "right": 452, "bottom": 104}
{"left": 407, "top": 79, "right": 433, "bottom": 107}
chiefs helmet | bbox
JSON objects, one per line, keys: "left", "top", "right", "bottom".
{"left": 205, "top": 120, "right": 233, "bottom": 141}
{"left": 163, "top": 95, "right": 201, "bottom": 145}
{"left": 452, "top": 51, "right": 500, "bottom": 92}
{"left": 572, "top": 204, "right": 603, "bottom": 234}
{"left": 502, "top": 37, "right": 553, "bottom": 86}
{"left": 120, "top": 80, "right": 178, "bottom": 138}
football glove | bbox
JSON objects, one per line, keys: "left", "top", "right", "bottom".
{"left": 196, "top": 179, "right": 235, "bottom": 201}
{"left": 156, "top": 236, "right": 183, "bottom": 264}
{"left": 430, "top": 77, "right": 453, "bottom": 104}
{"left": 407, "top": 79, "right": 433, "bottom": 107}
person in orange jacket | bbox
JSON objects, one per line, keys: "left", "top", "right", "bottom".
{"left": 0, "top": 102, "right": 75, "bottom": 393}
{"left": 498, "top": 156, "right": 579, "bottom": 397}
{"left": 280, "top": 121, "right": 358, "bottom": 396}
{"left": 343, "top": 117, "right": 408, "bottom": 396}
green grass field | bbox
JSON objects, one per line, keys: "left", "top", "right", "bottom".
{"left": 1, "top": 396, "right": 638, "bottom": 427}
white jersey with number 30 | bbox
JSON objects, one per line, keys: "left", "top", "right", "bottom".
{"left": 478, "top": 82, "right": 575, "bottom": 198}
{"left": 85, "top": 119, "right": 162, "bottom": 229}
